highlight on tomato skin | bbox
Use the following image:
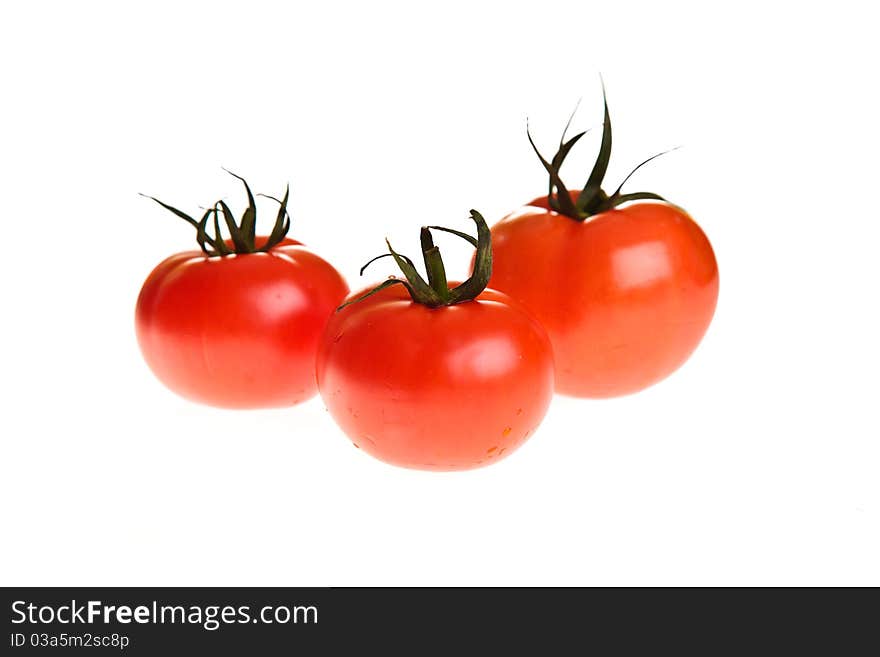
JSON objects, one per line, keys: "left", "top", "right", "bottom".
{"left": 135, "top": 172, "right": 349, "bottom": 409}
{"left": 316, "top": 211, "right": 555, "bottom": 471}
{"left": 486, "top": 88, "right": 719, "bottom": 398}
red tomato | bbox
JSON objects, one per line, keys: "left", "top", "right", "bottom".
{"left": 136, "top": 174, "right": 349, "bottom": 408}
{"left": 137, "top": 239, "right": 348, "bottom": 408}
{"left": 317, "top": 284, "right": 553, "bottom": 470}
{"left": 491, "top": 193, "right": 717, "bottom": 397}
{"left": 487, "top": 92, "right": 718, "bottom": 397}
{"left": 316, "top": 211, "right": 554, "bottom": 470}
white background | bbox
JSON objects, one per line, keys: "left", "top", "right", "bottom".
{"left": 1, "top": 1, "right": 878, "bottom": 586}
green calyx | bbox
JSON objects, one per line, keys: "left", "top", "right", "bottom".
{"left": 340, "top": 209, "right": 492, "bottom": 310}
{"left": 140, "top": 169, "right": 292, "bottom": 256}
{"left": 528, "top": 84, "right": 676, "bottom": 221}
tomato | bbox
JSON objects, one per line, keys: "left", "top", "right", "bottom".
{"left": 136, "top": 173, "right": 349, "bottom": 408}
{"left": 316, "top": 212, "right": 554, "bottom": 470}
{"left": 491, "top": 195, "right": 717, "bottom": 397}
{"left": 487, "top": 92, "right": 718, "bottom": 398}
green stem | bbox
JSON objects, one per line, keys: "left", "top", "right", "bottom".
{"left": 344, "top": 210, "right": 493, "bottom": 311}
{"left": 529, "top": 85, "right": 673, "bottom": 221}
{"left": 141, "top": 171, "right": 294, "bottom": 257}
{"left": 420, "top": 228, "right": 450, "bottom": 302}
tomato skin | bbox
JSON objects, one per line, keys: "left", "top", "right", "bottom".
{"left": 316, "top": 285, "right": 554, "bottom": 470}
{"left": 489, "top": 195, "right": 718, "bottom": 398}
{"left": 136, "top": 238, "right": 349, "bottom": 408}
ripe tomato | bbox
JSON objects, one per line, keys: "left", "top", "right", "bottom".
{"left": 491, "top": 196, "right": 717, "bottom": 398}
{"left": 317, "top": 212, "right": 554, "bottom": 471}
{"left": 488, "top": 92, "right": 718, "bottom": 398}
{"left": 136, "top": 173, "right": 349, "bottom": 408}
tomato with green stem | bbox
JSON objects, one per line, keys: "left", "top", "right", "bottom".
{"left": 136, "top": 171, "right": 349, "bottom": 408}
{"left": 317, "top": 211, "right": 554, "bottom": 471}
{"left": 487, "top": 90, "right": 719, "bottom": 398}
